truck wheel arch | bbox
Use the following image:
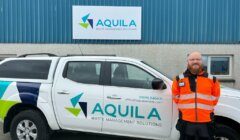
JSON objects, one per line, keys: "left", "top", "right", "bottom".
{"left": 215, "top": 115, "right": 240, "bottom": 135}
{"left": 3, "top": 103, "right": 51, "bottom": 133}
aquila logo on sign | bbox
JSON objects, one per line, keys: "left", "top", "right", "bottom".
{"left": 96, "top": 19, "right": 137, "bottom": 28}
{"left": 79, "top": 14, "right": 137, "bottom": 29}
{"left": 73, "top": 6, "right": 142, "bottom": 40}
{"left": 80, "top": 14, "right": 93, "bottom": 29}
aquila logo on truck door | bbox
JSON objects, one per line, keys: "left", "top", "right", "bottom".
{"left": 65, "top": 93, "right": 88, "bottom": 118}
{"left": 92, "top": 103, "right": 161, "bottom": 120}
{"left": 66, "top": 93, "right": 161, "bottom": 121}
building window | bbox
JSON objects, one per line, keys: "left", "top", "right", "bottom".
{"left": 202, "top": 56, "right": 232, "bottom": 77}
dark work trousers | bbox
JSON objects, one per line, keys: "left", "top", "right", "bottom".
{"left": 179, "top": 121, "right": 214, "bottom": 140}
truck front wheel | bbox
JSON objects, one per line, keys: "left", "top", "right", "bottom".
{"left": 215, "top": 124, "right": 240, "bottom": 140}
{"left": 10, "top": 110, "right": 50, "bottom": 140}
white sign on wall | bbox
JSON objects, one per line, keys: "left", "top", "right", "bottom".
{"left": 72, "top": 6, "right": 142, "bottom": 40}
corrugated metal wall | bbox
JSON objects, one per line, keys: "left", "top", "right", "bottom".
{"left": 0, "top": 0, "right": 240, "bottom": 44}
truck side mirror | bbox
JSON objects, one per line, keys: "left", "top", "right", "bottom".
{"left": 152, "top": 78, "right": 167, "bottom": 90}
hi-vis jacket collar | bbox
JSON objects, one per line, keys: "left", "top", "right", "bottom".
{"left": 180, "top": 69, "right": 216, "bottom": 83}
{"left": 184, "top": 69, "right": 205, "bottom": 77}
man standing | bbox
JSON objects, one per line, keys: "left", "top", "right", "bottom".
{"left": 172, "top": 51, "right": 220, "bottom": 140}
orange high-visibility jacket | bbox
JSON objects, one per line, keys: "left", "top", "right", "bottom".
{"left": 172, "top": 69, "right": 220, "bottom": 123}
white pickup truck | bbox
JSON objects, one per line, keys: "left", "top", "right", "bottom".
{"left": 0, "top": 54, "right": 240, "bottom": 140}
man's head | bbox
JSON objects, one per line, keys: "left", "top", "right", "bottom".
{"left": 187, "top": 51, "right": 203, "bottom": 74}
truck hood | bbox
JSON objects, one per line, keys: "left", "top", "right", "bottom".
{"left": 221, "top": 86, "right": 240, "bottom": 98}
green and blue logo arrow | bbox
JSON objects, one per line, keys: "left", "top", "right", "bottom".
{"left": 79, "top": 13, "right": 93, "bottom": 29}
{"left": 65, "top": 93, "right": 87, "bottom": 118}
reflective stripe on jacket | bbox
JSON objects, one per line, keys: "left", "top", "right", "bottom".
{"left": 172, "top": 69, "right": 220, "bottom": 123}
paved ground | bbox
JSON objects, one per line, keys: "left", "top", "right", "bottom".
{"left": 0, "top": 123, "right": 136, "bottom": 140}
{"left": 0, "top": 123, "right": 9, "bottom": 140}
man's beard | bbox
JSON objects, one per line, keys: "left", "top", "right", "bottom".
{"left": 188, "top": 64, "right": 203, "bottom": 74}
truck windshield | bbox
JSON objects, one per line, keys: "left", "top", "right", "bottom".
{"left": 141, "top": 61, "right": 172, "bottom": 80}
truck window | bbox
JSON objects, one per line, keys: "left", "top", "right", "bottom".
{"left": 65, "top": 61, "right": 101, "bottom": 85}
{"left": 0, "top": 60, "right": 51, "bottom": 79}
{"left": 111, "top": 63, "right": 155, "bottom": 89}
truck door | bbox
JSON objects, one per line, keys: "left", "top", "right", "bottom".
{"left": 53, "top": 58, "right": 104, "bottom": 132}
{"left": 101, "top": 61, "right": 172, "bottom": 139}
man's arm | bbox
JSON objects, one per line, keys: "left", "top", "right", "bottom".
{"left": 172, "top": 77, "right": 180, "bottom": 104}
{"left": 212, "top": 79, "right": 220, "bottom": 106}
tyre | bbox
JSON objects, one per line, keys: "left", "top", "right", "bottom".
{"left": 10, "top": 110, "right": 50, "bottom": 140}
{"left": 215, "top": 124, "right": 240, "bottom": 140}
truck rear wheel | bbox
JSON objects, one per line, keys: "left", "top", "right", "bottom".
{"left": 10, "top": 110, "right": 50, "bottom": 140}
{"left": 215, "top": 124, "right": 240, "bottom": 140}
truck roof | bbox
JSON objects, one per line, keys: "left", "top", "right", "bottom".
{"left": 15, "top": 55, "right": 143, "bottom": 63}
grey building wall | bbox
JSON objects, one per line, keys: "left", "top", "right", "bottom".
{"left": 0, "top": 44, "right": 239, "bottom": 89}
